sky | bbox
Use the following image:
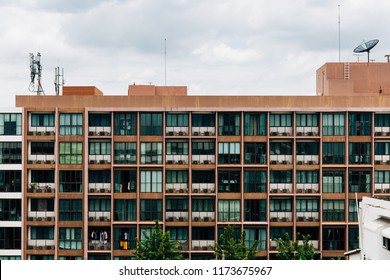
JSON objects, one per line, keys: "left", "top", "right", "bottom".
{"left": 1, "top": 0, "right": 390, "bottom": 107}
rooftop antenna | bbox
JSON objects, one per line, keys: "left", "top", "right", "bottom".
{"left": 54, "top": 66, "right": 65, "bottom": 96}
{"left": 29, "top": 52, "right": 44, "bottom": 95}
{"left": 353, "top": 39, "right": 379, "bottom": 63}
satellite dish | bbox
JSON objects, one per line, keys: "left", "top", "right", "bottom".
{"left": 353, "top": 39, "right": 379, "bottom": 62}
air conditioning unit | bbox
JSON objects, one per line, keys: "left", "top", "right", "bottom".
{"left": 192, "top": 160, "right": 199, "bottom": 164}
{"left": 193, "top": 189, "right": 199, "bottom": 193}
{"left": 193, "top": 132, "right": 199, "bottom": 136}
{"left": 89, "top": 131, "right": 95, "bottom": 136}
{"left": 167, "top": 217, "right": 174, "bottom": 221}
{"left": 194, "top": 217, "right": 200, "bottom": 222}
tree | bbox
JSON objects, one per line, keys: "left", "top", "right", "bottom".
{"left": 134, "top": 220, "right": 184, "bottom": 260}
{"left": 211, "top": 225, "right": 259, "bottom": 260}
{"left": 274, "top": 232, "right": 318, "bottom": 260}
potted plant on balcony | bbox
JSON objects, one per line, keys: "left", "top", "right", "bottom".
{"left": 29, "top": 183, "right": 37, "bottom": 192}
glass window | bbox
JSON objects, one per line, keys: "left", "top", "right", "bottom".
{"left": 0, "top": 142, "right": 22, "bottom": 164}
{"left": 140, "top": 170, "right": 162, "bottom": 192}
{"left": 270, "top": 113, "right": 292, "bottom": 127}
{"left": 59, "top": 199, "right": 82, "bottom": 221}
{"left": 375, "top": 114, "right": 390, "bottom": 127}
{"left": 89, "top": 170, "right": 110, "bottom": 184}
{"left": 192, "top": 141, "right": 215, "bottom": 155}
{"left": 59, "top": 113, "right": 83, "bottom": 136}
{"left": 166, "top": 113, "right": 188, "bottom": 127}
{"left": 375, "top": 170, "right": 390, "bottom": 183}
{"left": 59, "top": 228, "right": 82, "bottom": 250}
{"left": 0, "top": 113, "right": 22, "bottom": 135}
{"left": 244, "top": 228, "right": 267, "bottom": 250}
{"left": 244, "top": 200, "right": 266, "bottom": 221}
{"left": 244, "top": 142, "right": 266, "bottom": 164}
{"left": 166, "top": 142, "right": 189, "bottom": 155}
{"left": 166, "top": 198, "right": 189, "bottom": 211}
{"left": 114, "top": 170, "right": 136, "bottom": 193}
{"left": 218, "top": 142, "right": 240, "bottom": 164}
{"left": 322, "top": 113, "right": 345, "bottom": 136}
{"left": 88, "top": 198, "right": 111, "bottom": 211}
{"left": 30, "top": 170, "right": 55, "bottom": 184}
{"left": 270, "top": 171, "right": 292, "bottom": 183}
{"left": 218, "top": 113, "right": 240, "bottom": 136}
{"left": 348, "top": 226, "right": 359, "bottom": 251}
{"left": 31, "top": 113, "right": 54, "bottom": 127}
{"left": 323, "top": 227, "right": 345, "bottom": 250}
{"left": 166, "top": 170, "right": 188, "bottom": 184}
{"left": 349, "top": 113, "right": 371, "bottom": 136}
{"left": 192, "top": 113, "right": 215, "bottom": 127}
{"left": 296, "top": 113, "right": 318, "bottom": 127}
{"left": 0, "top": 199, "right": 21, "bottom": 221}
{"left": 296, "top": 142, "right": 319, "bottom": 155}
{"left": 349, "top": 142, "right": 371, "bottom": 164}
{"left": 140, "top": 142, "right": 162, "bottom": 164}
{"left": 30, "top": 142, "right": 55, "bottom": 155}
{"left": 270, "top": 142, "right": 292, "bottom": 155}
{"left": 296, "top": 199, "right": 319, "bottom": 212}
{"left": 218, "top": 200, "right": 240, "bottom": 222}
{"left": 89, "top": 142, "right": 111, "bottom": 155}
{"left": 218, "top": 170, "right": 240, "bottom": 192}
{"left": 89, "top": 113, "right": 111, "bottom": 127}
{"left": 114, "top": 112, "right": 137, "bottom": 135}
{"left": 0, "top": 170, "right": 21, "bottom": 192}
{"left": 323, "top": 171, "right": 344, "bottom": 193}
{"left": 244, "top": 170, "right": 267, "bottom": 192}
{"left": 375, "top": 142, "right": 390, "bottom": 155}
{"left": 192, "top": 198, "right": 215, "bottom": 212}
{"left": 31, "top": 226, "right": 54, "bottom": 239}
{"left": 323, "top": 142, "right": 345, "bottom": 164}
{"left": 192, "top": 170, "right": 215, "bottom": 184}
{"left": 349, "top": 171, "right": 371, "bottom": 192}
{"left": 0, "top": 227, "right": 21, "bottom": 249}
{"left": 114, "top": 200, "right": 136, "bottom": 221}
{"left": 270, "top": 199, "right": 292, "bottom": 212}
{"left": 296, "top": 171, "right": 318, "bottom": 184}
{"left": 244, "top": 113, "right": 266, "bottom": 136}
{"left": 140, "top": 199, "right": 162, "bottom": 221}
{"left": 114, "top": 227, "right": 136, "bottom": 250}
{"left": 348, "top": 200, "right": 359, "bottom": 222}
{"left": 140, "top": 113, "right": 162, "bottom": 136}
{"left": 114, "top": 142, "right": 136, "bottom": 164}
{"left": 323, "top": 200, "right": 345, "bottom": 221}
{"left": 59, "top": 142, "right": 82, "bottom": 164}
{"left": 59, "top": 171, "right": 82, "bottom": 192}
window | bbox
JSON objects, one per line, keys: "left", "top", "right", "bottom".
{"left": 114, "top": 170, "right": 136, "bottom": 193}
{"left": 59, "top": 200, "right": 82, "bottom": 221}
{"left": 0, "top": 170, "right": 21, "bottom": 192}
{"left": 322, "top": 113, "right": 345, "bottom": 136}
{"left": 349, "top": 113, "right": 371, "bottom": 136}
{"left": 30, "top": 142, "right": 55, "bottom": 155}
{"left": 140, "top": 142, "right": 162, "bottom": 164}
{"left": 375, "top": 114, "right": 390, "bottom": 128}
{"left": 323, "top": 200, "right": 345, "bottom": 221}
{"left": 59, "top": 171, "right": 82, "bottom": 192}
{"left": 166, "top": 170, "right": 188, "bottom": 184}
{"left": 270, "top": 142, "right": 292, "bottom": 155}
{"left": 218, "top": 170, "right": 240, "bottom": 192}
{"left": 218, "top": 142, "right": 240, "bottom": 164}
{"left": 89, "top": 198, "right": 110, "bottom": 212}
{"left": 192, "top": 141, "right": 215, "bottom": 155}
{"left": 89, "top": 170, "right": 110, "bottom": 184}
{"left": 270, "top": 170, "right": 292, "bottom": 184}
{"left": 166, "top": 198, "right": 189, "bottom": 211}
{"left": 166, "top": 113, "right": 188, "bottom": 127}
{"left": 296, "top": 199, "right": 319, "bottom": 212}
{"left": 192, "top": 198, "right": 215, "bottom": 212}
{"left": 30, "top": 198, "right": 54, "bottom": 212}
{"left": 59, "top": 228, "right": 82, "bottom": 250}
{"left": 323, "top": 171, "right": 344, "bottom": 193}
{"left": 270, "top": 113, "right": 292, "bottom": 127}
{"left": 375, "top": 142, "right": 390, "bottom": 155}
{"left": 348, "top": 200, "right": 359, "bottom": 222}
{"left": 270, "top": 199, "right": 292, "bottom": 212}
{"left": 114, "top": 112, "right": 137, "bottom": 135}
{"left": 114, "top": 228, "right": 136, "bottom": 250}
{"left": 0, "top": 227, "right": 21, "bottom": 249}
{"left": 140, "top": 199, "right": 162, "bottom": 221}
{"left": 323, "top": 227, "right": 345, "bottom": 250}
{"left": 0, "top": 142, "right": 22, "bottom": 164}
{"left": 349, "top": 171, "right": 371, "bottom": 192}
{"left": 349, "top": 142, "right": 371, "bottom": 164}
{"left": 296, "top": 142, "right": 319, "bottom": 155}
{"left": 89, "top": 142, "right": 111, "bottom": 155}
{"left": 296, "top": 113, "right": 318, "bottom": 127}
{"left": 244, "top": 113, "right": 266, "bottom": 136}
{"left": 244, "top": 142, "right": 266, "bottom": 164}
{"left": 59, "top": 142, "right": 82, "bottom": 164}
{"left": 167, "top": 227, "right": 188, "bottom": 244}
{"left": 140, "top": 113, "right": 163, "bottom": 135}
{"left": 166, "top": 142, "right": 188, "bottom": 155}
{"left": 89, "top": 113, "right": 111, "bottom": 127}
{"left": 218, "top": 200, "right": 240, "bottom": 221}
{"left": 30, "top": 170, "right": 55, "bottom": 184}
{"left": 323, "top": 142, "right": 344, "bottom": 164}
{"left": 31, "top": 113, "right": 54, "bottom": 127}
{"left": 114, "top": 200, "right": 136, "bottom": 221}
{"left": 349, "top": 227, "right": 359, "bottom": 251}
{"left": 296, "top": 171, "right": 318, "bottom": 184}
{"left": 140, "top": 170, "right": 162, "bottom": 192}
{"left": 30, "top": 226, "right": 54, "bottom": 240}
{"left": 192, "top": 170, "right": 214, "bottom": 184}
{"left": 375, "top": 170, "right": 390, "bottom": 184}
{"left": 59, "top": 113, "right": 83, "bottom": 136}
{"left": 270, "top": 227, "right": 292, "bottom": 240}
{"left": 192, "top": 113, "right": 215, "bottom": 127}
{"left": 0, "top": 113, "right": 22, "bottom": 135}
{"left": 244, "top": 200, "right": 266, "bottom": 221}
{"left": 192, "top": 227, "right": 214, "bottom": 240}
{"left": 244, "top": 228, "right": 267, "bottom": 250}
{"left": 244, "top": 170, "right": 266, "bottom": 192}
{"left": 0, "top": 199, "right": 21, "bottom": 221}
{"left": 218, "top": 113, "right": 240, "bottom": 136}
{"left": 114, "top": 142, "right": 136, "bottom": 164}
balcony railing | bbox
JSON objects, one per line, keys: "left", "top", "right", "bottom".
{"left": 296, "top": 127, "right": 319, "bottom": 136}
{"left": 27, "top": 154, "right": 55, "bottom": 164}
{"left": 269, "top": 155, "right": 292, "bottom": 164}
{"left": 166, "top": 183, "right": 188, "bottom": 193}
{"left": 89, "top": 155, "right": 111, "bottom": 164}
{"left": 296, "top": 212, "right": 320, "bottom": 222}
{"left": 177, "top": 240, "right": 189, "bottom": 250}
{"left": 88, "top": 241, "right": 111, "bottom": 251}
{"left": 27, "top": 182, "right": 55, "bottom": 193}
{"left": 374, "top": 183, "right": 390, "bottom": 193}
{"left": 349, "top": 155, "right": 371, "bottom": 164}
{"left": 89, "top": 183, "right": 111, "bottom": 193}
{"left": 269, "top": 212, "right": 293, "bottom": 222}
{"left": 192, "top": 211, "right": 215, "bottom": 222}
{"left": 88, "top": 211, "right": 111, "bottom": 222}
{"left": 374, "top": 155, "right": 390, "bottom": 165}
{"left": 192, "top": 183, "right": 215, "bottom": 193}
{"left": 28, "top": 126, "right": 55, "bottom": 136}
{"left": 270, "top": 183, "right": 293, "bottom": 193}
{"left": 296, "top": 155, "right": 319, "bottom": 165}
{"left": 27, "top": 211, "right": 55, "bottom": 222}
{"left": 192, "top": 155, "right": 215, "bottom": 165}
{"left": 192, "top": 240, "right": 214, "bottom": 250}
{"left": 165, "top": 211, "right": 189, "bottom": 222}
{"left": 27, "top": 239, "right": 55, "bottom": 250}
{"left": 269, "top": 126, "right": 293, "bottom": 136}
{"left": 192, "top": 127, "right": 216, "bottom": 136}
{"left": 166, "top": 127, "right": 189, "bottom": 136}
{"left": 88, "top": 126, "right": 111, "bottom": 136}
{"left": 296, "top": 183, "right": 319, "bottom": 193}
{"left": 166, "top": 155, "right": 188, "bottom": 165}
{"left": 375, "top": 127, "right": 390, "bottom": 136}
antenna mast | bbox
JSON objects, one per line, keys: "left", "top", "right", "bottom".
{"left": 54, "top": 66, "right": 65, "bottom": 96}
{"left": 29, "top": 52, "right": 44, "bottom": 95}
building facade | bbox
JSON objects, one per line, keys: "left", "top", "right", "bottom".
{"left": 11, "top": 62, "right": 390, "bottom": 260}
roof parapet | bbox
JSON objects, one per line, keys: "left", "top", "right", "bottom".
{"left": 62, "top": 86, "right": 103, "bottom": 96}
{"left": 128, "top": 85, "right": 187, "bottom": 96}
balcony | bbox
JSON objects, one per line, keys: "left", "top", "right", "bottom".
{"left": 269, "top": 212, "right": 293, "bottom": 222}
{"left": 28, "top": 126, "right": 55, "bottom": 136}
{"left": 269, "top": 127, "right": 293, "bottom": 136}
{"left": 296, "top": 127, "right": 319, "bottom": 136}
{"left": 27, "top": 182, "right": 55, "bottom": 193}
{"left": 166, "top": 155, "right": 188, "bottom": 165}
{"left": 192, "top": 211, "right": 215, "bottom": 222}
{"left": 192, "top": 127, "right": 215, "bottom": 136}
{"left": 270, "top": 155, "right": 292, "bottom": 165}
{"left": 27, "top": 211, "right": 55, "bottom": 222}
{"left": 27, "top": 239, "right": 55, "bottom": 250}
{"left": 296, "top": 183, "right": 319, "bottom": 193}
{"left": 166, "top": 127, "right": 189, "bottom": 136}
{"left": 298, "top": 240, "right": 319, "bottom": 250}
{"left": 89, "top": 183, "right": 111, "bottom": 193}
{"left": 296, "top": 155, "right": 319, "bottom": 165}
{"left": 374, "top": 183, "right": 390, "bottom": 193}
{"left": 244, "top": 153, "right": 266, "bottom": 164}
{"left": 88, "top": 211, "right": 111, "bottom": 222}
{"left": 166, "top": 183, "right": 188, "bottom": 193}
{"left": 374, "top": 127, "right": 390, "bottom": 136}
{"left": 192, "top": 183, "right": 215, "bottom": 193}
{"left": 296, "top": 212, "right": 320, "bottom": 222}
{"left": 27, "top": 154, "right": 55, "bottom": 165}
{"left": 349, "top": 155, "right": 371, "bottom": 165}
{"left": 374, "top": 155, "right": 390, "bottom": 165}
{"left": 89, "top": 155, "right": 111, "bottom": 165}
{"left": 192, "top": 155, "right": 215, "bottom": 165}
{"left": 88, "top": 241, "right": 111, "bottom": 251}
{"left": 177, "top": 240, "right": 189, "bottom": 250}
{"left": 270, "top": 183, "right": 293, "bottom": 194}
{"left": 165, "top": 211, "right": 189, "bottom": 222}
{"left": 88, "top": 126, "right": 111, "bottom": 136}
{"left": 192, "top": 240, "right": 214, "bottom": 250}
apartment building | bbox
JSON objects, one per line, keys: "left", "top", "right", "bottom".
{"left": 0, "top": 108, "right": 23, "bottom": 260}
{"left": 13, "top": 62, "right": 390, "bottom": 260}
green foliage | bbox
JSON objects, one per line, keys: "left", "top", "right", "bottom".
{"left": 274, "top": 232, "right": 318, "bottom": 260}
{"left": 211, "top": 225, "right": 259, "bottom": 260}
{"left": 134, "top": 221, "right": 184, "bottom": 260}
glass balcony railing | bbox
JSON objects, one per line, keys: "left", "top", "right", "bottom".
{"left": 296, "top": 212, "right": 319, "bottom": 222}
{"left": 269, "top": 212, "right": 293, "bottom": 222}
{"left": 192, "top": 211, "right": 215, "bottom": 222}
{"left": 192, "top": 240, "right": 214, "bottom": 250}
{"left": 165, "top": 211, "right": 189, "bottom": 222}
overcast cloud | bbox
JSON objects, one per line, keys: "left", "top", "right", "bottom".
{"left": 1, "top": 0, "right": 389, "bottom": 107}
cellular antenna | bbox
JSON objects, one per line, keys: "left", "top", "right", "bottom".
{"left": 353, "top": 39, "right": 379, "bottom": 63}
{"left": 29, "top": 52, "right": 44, "bottom": 95}
{"left": 54, "top": 66, "right": 65, "bottom": 96}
